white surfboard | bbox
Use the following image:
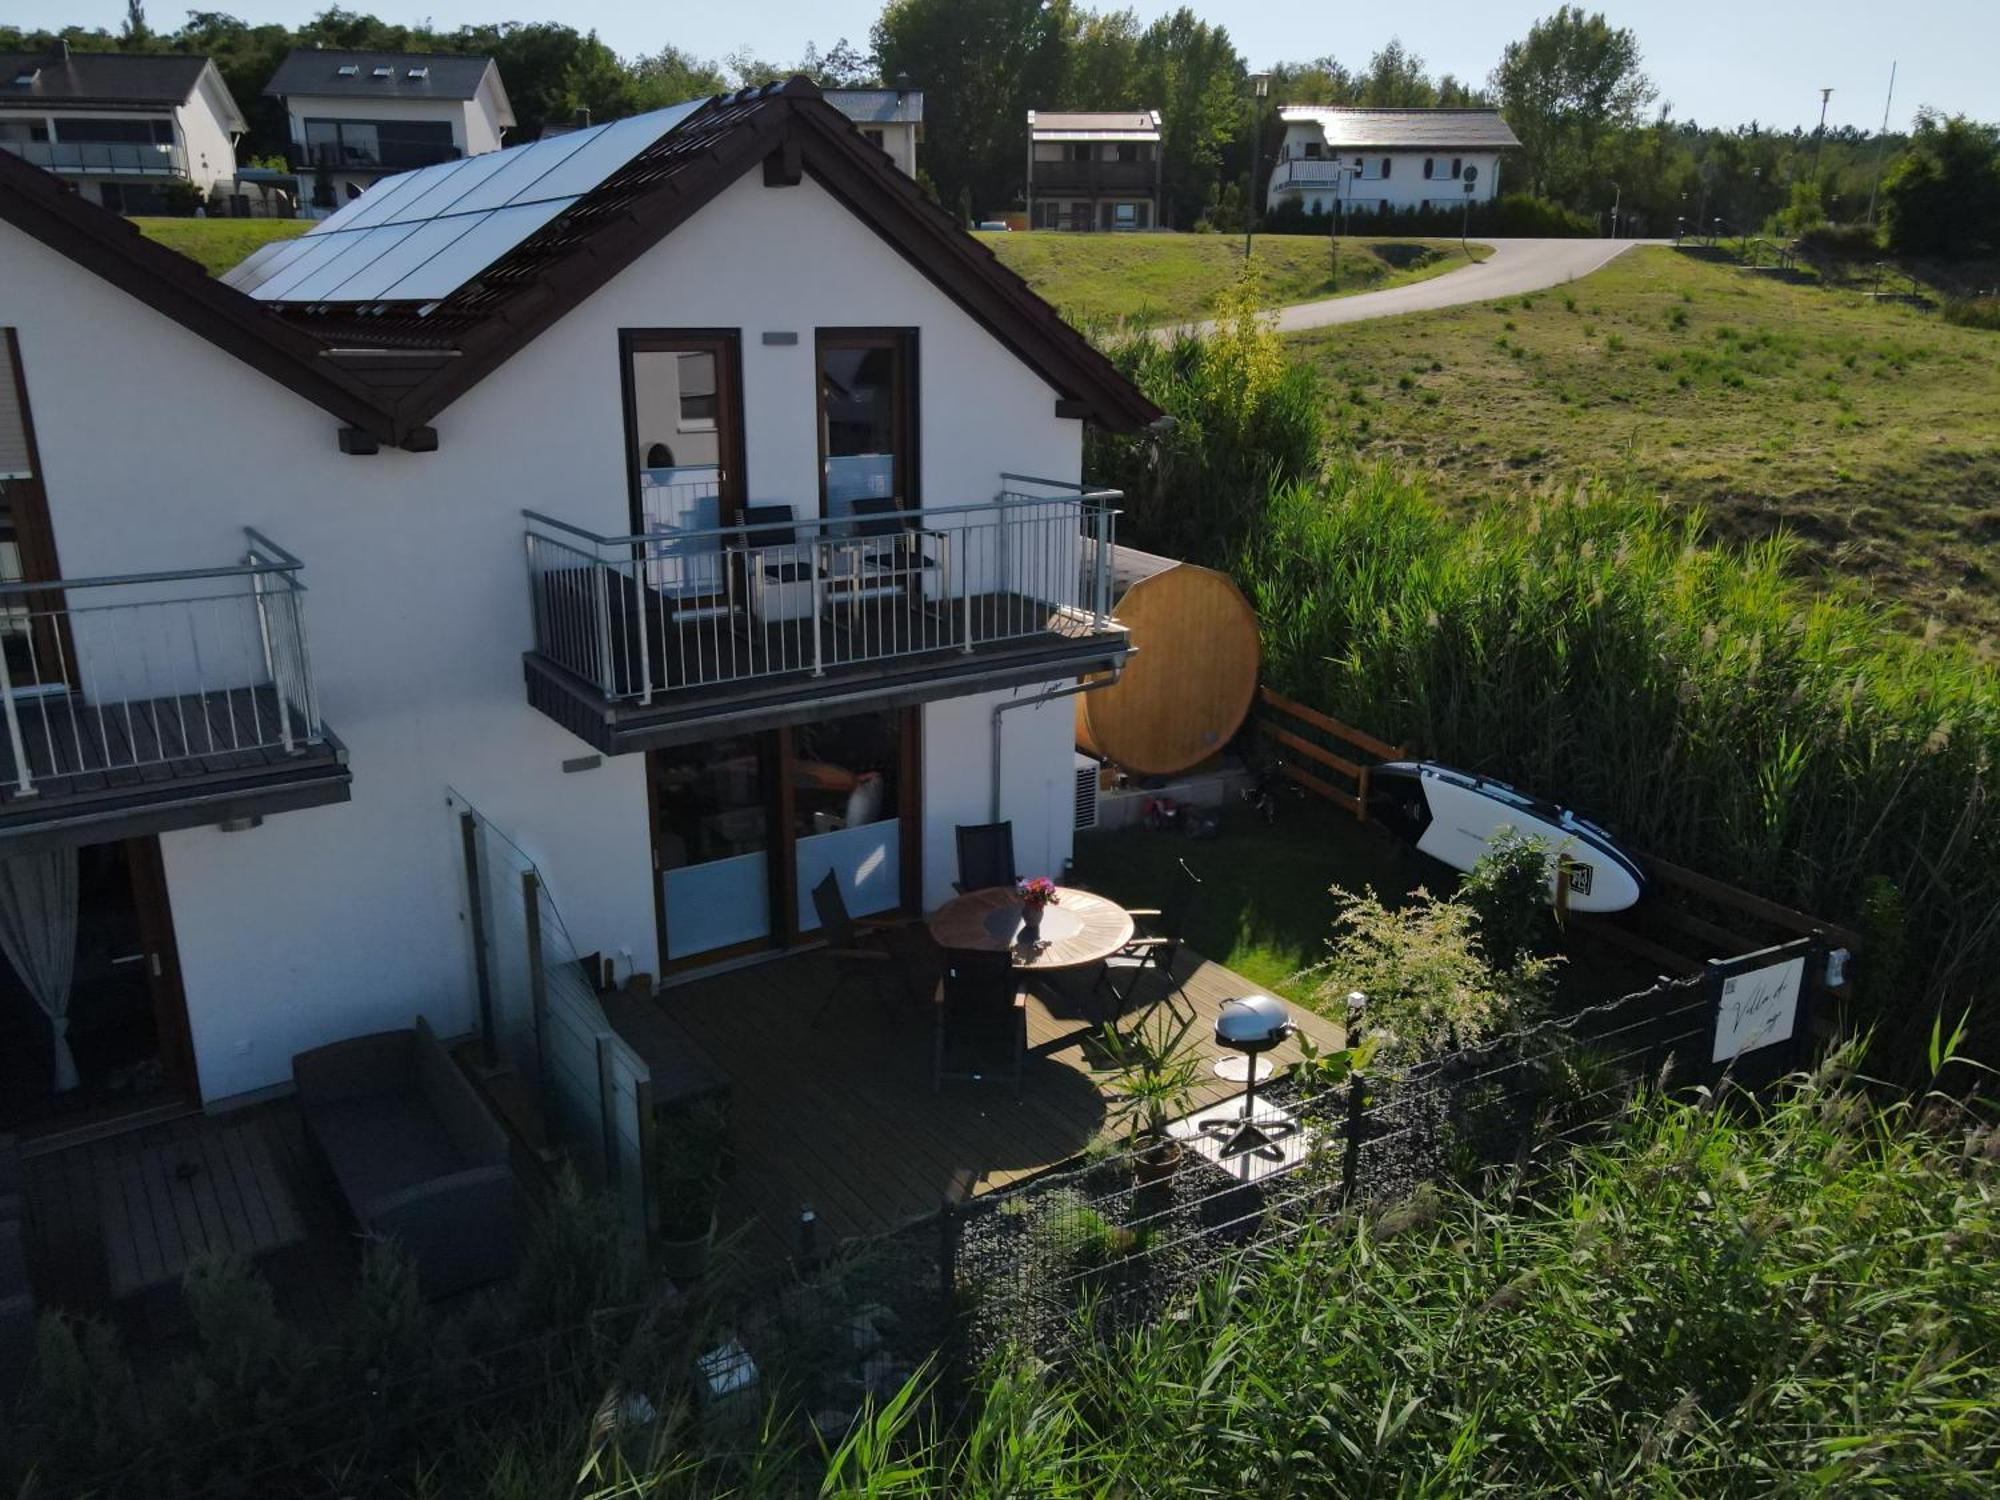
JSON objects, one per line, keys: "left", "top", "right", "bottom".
{"left": 1368, "top": 762, "right": 1646, "bottom": 914}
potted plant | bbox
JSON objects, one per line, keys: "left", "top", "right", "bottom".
{"left": 1097, "top": 1014, "right": 1202, "bottom": 1187}
{"left": 1016, "top": 876, "right": 1059, "bottom": 946}
{"left": 653, "top": 1097, "right": 729, "bottom": 1281}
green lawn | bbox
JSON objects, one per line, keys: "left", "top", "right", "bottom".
{"left": 1297, "top": 246, "right": 2000, "bottom": 635}
{"left": 978, "top": 231, "right": 1491, "bottom": 329}
{"left": 1072, "top": 798, "right": 1653, "bottom": 1014}
{"left": 132, "top": 216, "right": 308, "bottom": 275}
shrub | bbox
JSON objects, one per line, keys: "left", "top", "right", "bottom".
{"left": 1086, "top": 277, "right": 1326, "bottom": 557}
{"left": 1942, "top": 294, "right": 2000, "bottom": 331}
{"left": 1458, "top": 831, "right": 1561, "bottom": 975}
{"left": 1303, "top": 885, "right": 1556, "bottom": 1058}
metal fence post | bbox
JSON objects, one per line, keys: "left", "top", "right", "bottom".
{"left": 0, "top": 635, "right": 35, "bottom": 798}
{"left": 1340, "top": 1071, "right": 1366, "bottom": 1206}
{"left": 460, "top": 812, "right": 496, "bottom": 1068}
{"left": 937, "top": 1195, "right": 962, "bottom": 1428}
{"left": 522, "top": 870, "right": 548, "bottom": 1094}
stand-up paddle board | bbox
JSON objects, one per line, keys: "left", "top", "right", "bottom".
{"left": 1367, "top": 761, "right": 1646, "bottom": 914}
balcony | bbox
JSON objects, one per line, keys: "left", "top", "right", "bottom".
{"left": 0, "top": 532, "right": 349, "bottom": 850}
{"left": 289, "top": 141, "right": 463, "bottom": 175}
{"left": 1029, "top": 159, "right": 1158, "bottom": 196}
{"left": 1272, "top": 160, "right": 1348, "bottom": 192}
{"left": 0, "top": 140, "right": 186, "bottom": 177}
{"left": 522, "top": 478, "right": 1130, "bottom": 752}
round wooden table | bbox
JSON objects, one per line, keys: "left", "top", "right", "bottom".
{"left": 927, "top": 886, "right": 1135, "bottom": 971}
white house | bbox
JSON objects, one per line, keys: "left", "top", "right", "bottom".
{"left": 1267, "top": 106, "right": 1519, "bottom": 218}
{"left": 1026, "top": 110, "right": 1163, "bottom": 231}
{"left": 0, "top": 77, "right": 1154, "bottom": 1138}
{"left": 824, "top": 78, "right": 923, "bottom": 178}
{"left": 0, "top": 43, "right": 244, "bottom": 213}
{"left": 263, "top": 48, "right": 514, "bottom": 213}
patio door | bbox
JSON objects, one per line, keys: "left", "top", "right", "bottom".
{"left": 622, "top": 330, "right": 745, "bottom": 607}
{"left": 650, "top": 708, "right": 920, "bottom": 969}
{"left": 0, "top": 835, "right": 195, "bottom": 1135}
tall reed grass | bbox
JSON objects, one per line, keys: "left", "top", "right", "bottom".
{"left": 1239, "top": 467, "right": 2000, "bottom": 1065}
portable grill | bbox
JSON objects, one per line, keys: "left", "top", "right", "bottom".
{"left": 1200, "top": 995, "right": 1301, "bottom": 1160}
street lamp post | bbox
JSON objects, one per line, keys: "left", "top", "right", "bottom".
{"left": 1244, "top": 71, "right": 1270, "bottom": 260}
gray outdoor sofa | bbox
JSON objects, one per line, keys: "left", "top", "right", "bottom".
{"left": 293, "top": 1017, "right": 517, "bottom": 1297}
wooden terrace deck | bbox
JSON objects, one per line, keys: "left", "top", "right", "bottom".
{"left": 642, "top": 945, "right": 1345, "bottom": 1267}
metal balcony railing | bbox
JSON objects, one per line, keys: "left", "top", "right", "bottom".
{"left": 0, "top": 530, "right": 322, "bottom": 799}
{"left": 1273, "top": 160, "right": 1348, "bottom": 190}
{"left": 0, "top": 139, "right": 186, "bottom": 176}
{"left": 524, "top": 479, "right": 1121, "bottom": 704}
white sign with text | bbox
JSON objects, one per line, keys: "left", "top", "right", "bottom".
{"left": 1712, "top": 955, "right": 1805, "bottom": 1063}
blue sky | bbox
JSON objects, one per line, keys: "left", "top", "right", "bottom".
{"left": 13, "top": 1, "right": 1995, "bottom": 131}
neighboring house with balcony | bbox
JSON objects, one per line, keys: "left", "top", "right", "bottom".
{"left": 0, "top": 43, "right": 244, "bottom": 213}
{"left": 824, "top": 77, "right": 923, "bottom": 177}
{"left": 1025, "top": 110, "right": 1162, "bottom": 230}
{"left": 263, "top": 48, "right": 514, "bottom": 212}
{"left": 0, "top": 76, "right": 1153, "bottom": 1140}
{"left": 1266, "top": 106, "right": 1519, "bottom": 218}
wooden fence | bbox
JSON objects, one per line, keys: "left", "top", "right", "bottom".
{"left": 1251, "top": 686, "right": 1860, "bottom": 989}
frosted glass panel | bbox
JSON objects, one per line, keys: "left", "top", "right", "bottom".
{"left": 664, "top": 851, "right": 770, "bottom": 959}
{"left": 796, "top": 819, "right": 901, "bottom": 930}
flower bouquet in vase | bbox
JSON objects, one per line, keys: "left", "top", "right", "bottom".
{"left": 1015, "top": 876, "right": 1060, "bottom": 946}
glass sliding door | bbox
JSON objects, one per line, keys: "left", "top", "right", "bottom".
{"left": 789, "top": 710, "right": 906, "bottom": 930}
{"left": 652, "top": 736, "right": 774, "bottom": 962}
{"left": 651, "top": 709, "right": 918, "bottom": 969}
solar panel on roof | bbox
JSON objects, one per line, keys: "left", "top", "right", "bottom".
{"left": 240, "top": 99, "right": 707, "bottom": 307}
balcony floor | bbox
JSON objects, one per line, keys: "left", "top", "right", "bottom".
{"left": 0, "top": 686, "right": 350, "bottom": 848}
{"left": 529, "top": 579, "right": 1126, "bottom": 752}
{"left": 619, "top": 944, "right": 1345, "bottom": 1269}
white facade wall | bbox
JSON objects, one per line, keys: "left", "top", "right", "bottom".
{"left": 1268, "top": 126, "right": 1504, "bottom": 214}
{"left": 180, "top": 70, "right": 242, "bottom": 194}
{"left": 859, "top": 121, "right": 918, "bottom": 177}
{"left": 0, "top": 166, "right": 1084, "bottom": 1103}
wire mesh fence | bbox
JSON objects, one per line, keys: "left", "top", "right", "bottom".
{"left": 949, "top": 972, "right": 1725, "bottom": 1376}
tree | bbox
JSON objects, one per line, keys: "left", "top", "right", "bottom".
{"left": 797, "top": 37, "right": 877, "bottom": 88}
{"left": 123, "top": 0, "right": 152, "bottom": 47}
{"left": 873, "top": 0, "right": 1076, "bottom": 218}
{"left": 1492, "top": 6, "right": 1655, "bottom": 202}
{"left": 1879, "top": 112, "right": 2000, "bottom": 257}
{"left": 629, "top": 44, "right": 728, "bottom": 108}
{"left": 1357, "top": 39, "right": 1436, "bottom": 107}
{"left": 1067, "top": 7, "right": 1142, "bottom": 109}
{"left": 1132, "top": 7, "right": 1244, "bottom": 227}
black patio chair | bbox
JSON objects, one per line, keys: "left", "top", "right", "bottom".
{"left": 1096, "top": 858, "right": 1201, "bottom": 1023}
{"left": 808, "top": 872, "right": 914, "bottom": 1027}
{"left": 932, "top": 947, "right": 1026, "bottom": 1093}
{"left": 954, "top": 821, "right": 1017, "bottom": 894}
{"left": 740, "top": 503, "right": 822, "bottom": 585}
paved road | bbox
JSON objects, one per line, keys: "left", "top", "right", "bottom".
{"left": 1174, "top": 238, "right": 1661, "bottom": 338}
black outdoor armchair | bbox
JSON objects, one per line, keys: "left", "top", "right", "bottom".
{"left": 954, "top": 820, "right": 1017, "bottom": 894}
{"left": 932, "top": 947, "right": 1026, "bottom": 1093}
{"left": 1096, "top": 857, "right": 1201, "bottom": 1022}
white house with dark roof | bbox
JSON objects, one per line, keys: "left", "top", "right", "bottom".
{"left": 0, "top": 78, "right": 1153, "bottom": 1145}
{"left": 825, "top": 77, "right": 923, "bottom": 177}
{"left": 263, "top": 48, "right": 514, "bottom": 212}
{"left": 1268, "top": 106, "right": 1520, "bottom": 217}
{"left": 0, "top": 42, "right": 244, "bottom": 212}
{"left": 1026, "top": 110, "right": 1163, "bottom": 231}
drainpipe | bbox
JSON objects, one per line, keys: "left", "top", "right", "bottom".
{"left": 990, "top": 666, "right": 1124, "bottom": 823}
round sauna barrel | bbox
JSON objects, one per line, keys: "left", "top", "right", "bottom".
{"left": 1077, "top": 561, "right": 1260, "bottom": 776}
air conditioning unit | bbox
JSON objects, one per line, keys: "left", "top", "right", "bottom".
{"left": 1074, "top": 752, "right": 1101, "bottom": 831}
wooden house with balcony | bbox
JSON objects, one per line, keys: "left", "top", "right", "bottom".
{"left": 0, "top": 76, "right": 1156, "bottom": 1159}
{"left": 0, "top": 44, "right": 244, "bottom": 213}
{"left": 1025, "top": 109, "right": 1163, "bottom": 230}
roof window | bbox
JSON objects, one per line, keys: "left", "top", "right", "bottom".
{"left": 407, "top": 66, "right": 429, "bottom": 79}
{"left": 371, "top": 66, "right": 393, "bottom": 79}
{"left": 11, "top": 69, "right": 38, "bottom": 87}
